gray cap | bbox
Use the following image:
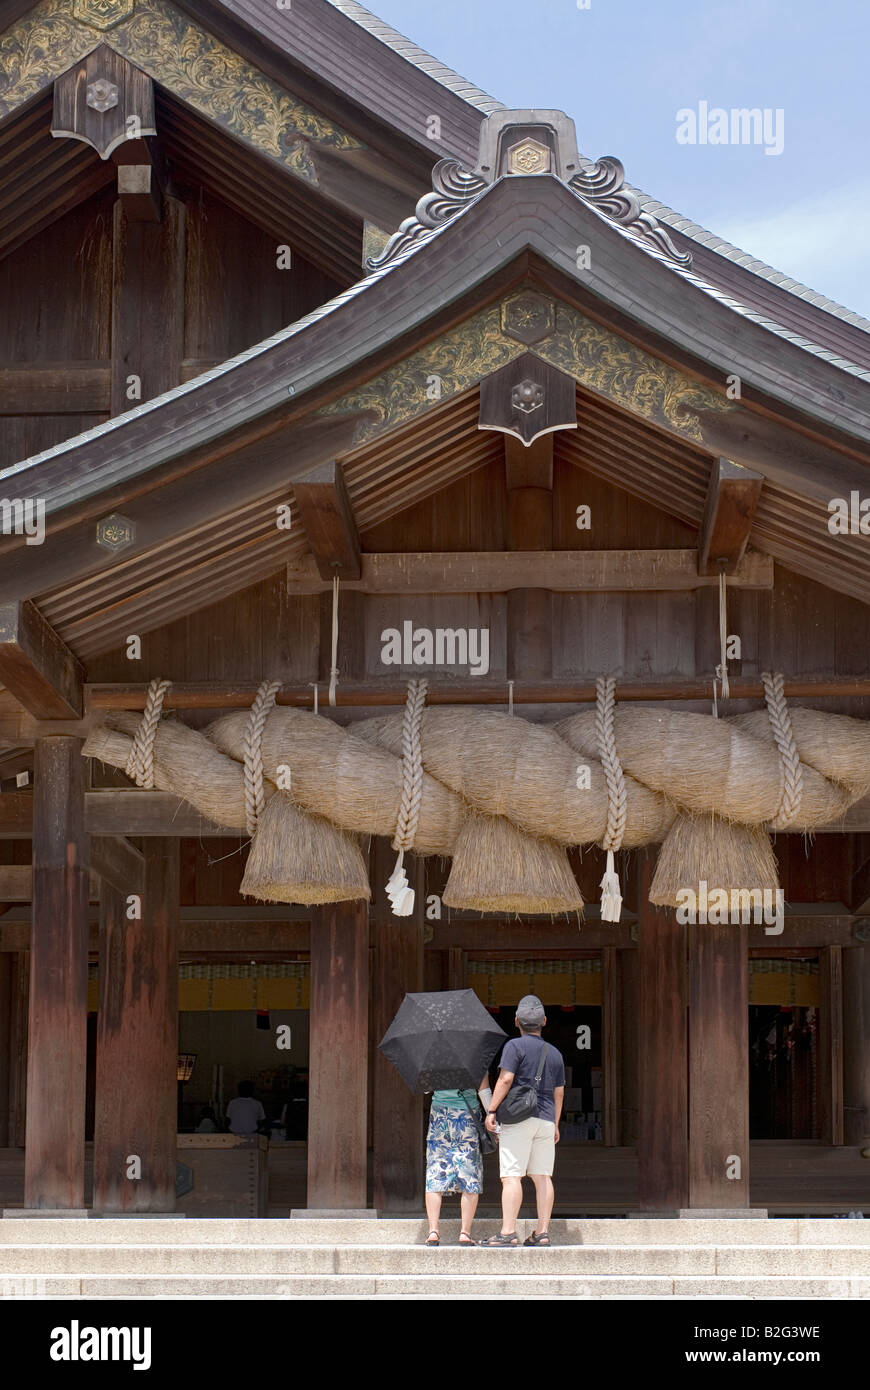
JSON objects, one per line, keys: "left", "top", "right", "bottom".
{"left": 516, "top": 994, "right": 546, "bottom": 1027}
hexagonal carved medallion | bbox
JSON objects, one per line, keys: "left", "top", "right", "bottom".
{"left": 501, "top": 291, "right": 556, "bottom": 346}
{"left": 73, "top": 0, "right": 135, "bottom": 31}
{"left": 96, "top": 513, "right": 136, "bottom": 553}
{"left": 507, "top": 137, "right": 551, "bottom": 175}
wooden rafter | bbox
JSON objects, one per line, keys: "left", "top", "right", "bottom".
{"left": 90, "top": 835, "right": 145, "bottom": 896}
{"left": 698, "top": 456, "right": 764, "bottom": 576}
{"left": 293, "top": 459, "right": 361, "bottom": 580}
{"left": 0, "top": 599, "right": 84, "bottom": 718}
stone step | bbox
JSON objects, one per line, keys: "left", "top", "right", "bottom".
{"left": 2, "top": 1273, "right": 869, "bottom": 1299}
{"left": 1, "top": 1217, "right": 868, "bottom": 1246}
{"left": 1, "top": 1243, "right": 870, "bottom": 1277}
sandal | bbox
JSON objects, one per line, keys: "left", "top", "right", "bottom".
{"left": 458, "top": 1232, "right": 477, "bottom": 1247}
{"left": 524, "top": 1231, "right": 551, "bottom": 1246}
{"left": 425, "top": 1231, "right": 440, "bottom": 1247}
{"left": 480, "top": 1231, "right": 519, "bottom": 1247}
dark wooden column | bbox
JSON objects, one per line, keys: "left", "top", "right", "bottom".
{"left": 505, "top": 437, "right": 553, "bottom": 679}
{"left": 0, "top": 953, "right": 10, "bottom": 1147}
{"left": 24, "top": 738, "right": 89, "bottom": 1209}
{"left": 687, "top": 922, "right": 750, "bottom": 1207}
{"left": 843, "top": 945, "right": 870, "bottom": 1149}
{"left": 637, "top": 854, "right": 688, "bottom": 1211}
{"left": 8, "top": 951, "right": 29, "bottom": 1148}
{"left": 819, "top": 945, "right": 845, "bottom": 1144}
{"left": 371, "top": 841, "right": 424, "bottom": 1213}
{"left": 93, "top": 840, "right": 179, "bottom": 1212}
{"left": 111, "top": 196, "right": 185, "bottom": 415}
{"left": 307, "top": 900, "right": 369, "bottom": 1209}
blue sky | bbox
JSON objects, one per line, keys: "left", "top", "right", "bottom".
{"left": 374, "top": 0, "right": 870, "bottom": 319}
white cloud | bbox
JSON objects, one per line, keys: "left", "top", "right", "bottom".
{"left": 714, "top": 177, "right": 870, "bottom": 319}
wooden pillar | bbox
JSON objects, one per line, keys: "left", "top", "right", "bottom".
{"left": 687, "top": 922, "right": 750, "bottom": 1207}
{"left": 0, "top": 952, "right": 10, "bottom": 1147}
{"left": 618, "top": 947, "right": 639, "bottom": 1147}
{"left": 24, "top": 738, "right": 89, "bottom": 1209}
{"left": 843, "top": 946, "right": 870, "bottom": 1149}
{"left": 111, "top": 197, "right": 185, "bottom": 414}
{"left": 372, "top": 842, "right": 424, "bottom": 1213}
{"left": 602, "top": 946, "right": 620, "bottom": 1145}
{"left": 8, "top": 952, "right": 28, "bottom": 1148}
{"left": 637, "top": 854, "right": 688, "bottom": 1211}
{"left": 93, "top": 840, "right": 179, "bottom": 1212}
{"left": 819, "top": 945, "right": 845, "bottom": 1145}
{"left": 307, "top": 900, "right": 369, "bottom": 1209}
{"left": 505, "top": 437, "right": 553, "bottom": 679}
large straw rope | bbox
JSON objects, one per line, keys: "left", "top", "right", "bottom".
{"left": 762, "top": 671, "right": 804, "bottom": 828}
{"left": 243, "top": 680, "right": 281, "bottom": 836}
{"left": 595, "top": 676, "right": 626, "bottom": 853}
{"left": 124, "top": 678, "right": 172, "bottom": 789}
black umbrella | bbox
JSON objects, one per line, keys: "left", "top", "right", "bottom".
{"left": 379, "top": 989, "right": 508, "bottom": 1093}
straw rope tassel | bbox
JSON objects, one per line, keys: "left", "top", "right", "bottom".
{"left": 596, "top": 676, "right": 626, "bottom": 922}
{"left": 243, "top": 680, "right": 281, "bottom": 836}
{"left": 125, "top": 677, "right": 172, "bottom": 788}
{"left": 328, "top": 576, "right": 340, "bottom": 707}
{"left": 763, "top": 671, "right": 804, "bottom": 827}
{"left": 386, "top": 678, "right": 428, "bottom": 917}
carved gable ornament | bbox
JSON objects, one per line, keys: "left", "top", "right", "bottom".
{"left": 72, "top": 0, "right": 135, "bottom": 29}
{"left": 367, "top": 107, "right": 692, "bottom": 272}
{"left": 479, "top": 353, "right": 577, "bottom": 447}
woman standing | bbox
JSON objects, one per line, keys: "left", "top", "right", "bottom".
{"left": 424, "top": 1073, "right": 492, "bottom": 1246}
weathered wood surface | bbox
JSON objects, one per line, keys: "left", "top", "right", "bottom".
{"left": 0, "top": 363, "right": 111, "bottom": 414}
{"left": 24, "top": 738, "right": 89, "bottom": 1208}
{"left": 0, "top": 600, "right": 84, "bottom": 718}
{"left": 52, "top": 44, "right": 156, "bottom": 162}
{"left": 110, "top": 196, "right": 184, "bottom": 416}
{"left": 637, "top": 855, "right": 688, "bottom": 1210}
{"left": 89, "top": 835, "right": 145, "bottom": 896}
{"left": 8, "top": 952, "right": 28, "bottom": 1148}
{"left": 286, "top": 548, "right": 773, "bottom": 594}
{"left": 93, "top": 841, "right": 179, "bottom": 1212}
{"left": 698, "top": 457, "right": 764, "bottom": 575}
{"left": 688, "top": 922, "right": 750, "bottom": 1208}
{"left": 293, "top": 459, "right": 361, "bottom": 581}
{"left": 819, "top": 945, "right": 845, "bottom": 1146}
{"left": 843, "top": 945, "right": 870, "bottom": 1147}
{"left": 307, "top": 901, "right": 369, "bottom": 1208}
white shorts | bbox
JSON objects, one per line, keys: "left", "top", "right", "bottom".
{"left": 498, "top": 1116, "right": 556, "bottom": 1178}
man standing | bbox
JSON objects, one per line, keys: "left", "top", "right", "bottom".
{"left": 481, "top": 995, "right": 565, "bottom": 1247}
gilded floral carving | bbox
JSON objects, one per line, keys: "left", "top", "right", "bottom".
{"left": 0, "top": 0, "right": 361, "bottom": 181}
{"left": 320, "top": 296, "right": 733, "bottom": 445}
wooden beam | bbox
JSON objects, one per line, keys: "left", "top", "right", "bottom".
{"left": 90, "top": 835, "right": 145, "bottom": 896}
{"left": 698, "top": 457, "right": 764, "bottom": 576}
{"left": 307, "top": 900, "right": 369, "bottom": 1208}
{"left": 504, "top": 435, "right": 554, "bottom": 490}
{"left": 25, "top": 738, "right": 89, "bottom": 1209}
{"left": 0, "top": 363, "right": 111, "bottom": 414}
{"left": 0, "top": 864, "right": 99, "bottom": 901}
{"left": 286, "top": 549, "right": 773, "bottom": 594}
{"left": 293, "top": 460, "right": 361, "bottom": 581}
{"left": 0, "top": 793, "right": 228, "bottom": 839}
{"left": 505, "top": 437, "right": 553, "bottom": 681}
{"left": 111, "top": 195, "right": 184, "bottom": 415}
{"left": 117, "top": 161, "right": 163, "bottom": 223}
{"left": 0, "top": 600, "right": 84, "bottom": 719}
{"left": 843, "top": 946, "right": 870, "bottom": 1148}
{"left": 851, "top": 855, "right": 870, "bottom": 915}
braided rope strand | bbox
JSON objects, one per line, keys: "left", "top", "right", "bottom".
{"left": 763, "top": 671, "right": 804, "bottom": 828}
{"left": 595, "top": 676, "right": 627, "bottom": 852}
{"left": 392, "top": 678, "right": 428, "bottom": 853}
{"left": 243, "top": 680, "right": 281, "bottom": 836}
{"left": 125, "top": 678, "right": 172, "bottom": 789}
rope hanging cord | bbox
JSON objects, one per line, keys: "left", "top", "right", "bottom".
{"left": 328, "top": 576, "right": 340, "bottom": 707}
{"left": 595, "top": 676, "right": 627, "bottom": 922}
{"left": 387, "top": 679, "right": 428, "bottom": 916}
{"left": 716, "top": 570, "right": 730, "bottom": 700}
{"left": 125, "top": 677, "right": 172, "bottom": 789}
{"left": 763, "top": 671, "right": 804, "bottom": 828}
{"left": 243, "top": 680, "right": 281, "bottom": 836}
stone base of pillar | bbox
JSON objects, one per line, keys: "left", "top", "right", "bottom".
{"left": 3, "top": 1209, "right": 89, "bottom": 1219}
{"left": 678, "top": 1208, "right": 768, "bottom": 1219}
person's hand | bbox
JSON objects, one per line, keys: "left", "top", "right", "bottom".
{"left": 485, "top": 1112, "right": 498, "bottom": 1133}
{"left": 554, "top": 1126, "right": 560, "bottom": 1144}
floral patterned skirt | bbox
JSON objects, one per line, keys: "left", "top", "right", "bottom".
{"left": 425, "top": 1101, "right": 483, "bottom": 1194}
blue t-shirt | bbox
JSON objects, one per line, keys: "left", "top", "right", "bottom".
{"left": 498, "top": 1036, "right": 565, "bottom": 1124}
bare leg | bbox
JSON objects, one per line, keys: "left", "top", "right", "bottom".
{"left": 425, "top": 1191, "right": 442, "bottom": 1237}
{"left": 500, "top": 1176, "right": 524, "bottom": 1234}
{"left": 460, "top": 1191, "right": 479, "bottom": 1241}
{"left": 530, "top": 1174, "right": 554, "bottom": 1233}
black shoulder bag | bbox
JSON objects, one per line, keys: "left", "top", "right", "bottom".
{"left": 461, "top": 1092, "right": 497, "bottom": 1155}
{"left": 496, "top": 1039, "right": 548, "bottom": 1125}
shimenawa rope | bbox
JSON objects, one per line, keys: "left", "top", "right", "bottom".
{"left": 762, "top": 671, "right": 804, "bottom": 828}
{"left": 125, "top": 678, "right": 172, "bottom": 788}
{"left": 595, "top": 676, "right": 626, "bottom": 921}
{"left": 387, "top": 678, "right": 428, "bottom": 916}
{"left": 243, "top": 680, "right": 281, "bottom": 836}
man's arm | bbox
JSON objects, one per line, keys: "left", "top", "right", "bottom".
{"left": 553, "top": 1085, "right": 564, "bottom": 1143}
{"left": 484, "top": 1069, "right": 515, "bottom": 1132}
